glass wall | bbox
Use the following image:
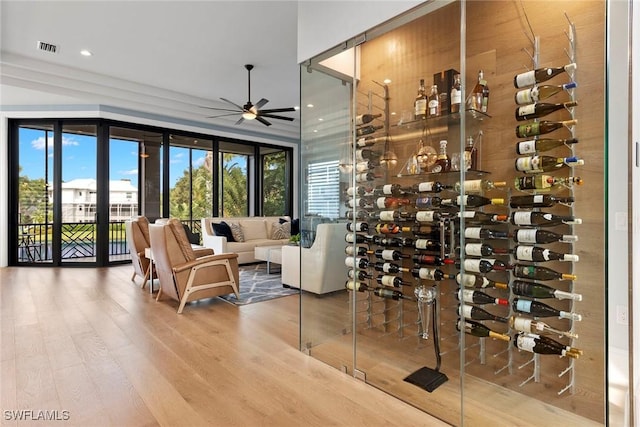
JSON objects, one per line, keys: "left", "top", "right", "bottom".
{"left": 300, "top": 1, "right": 609, "bottom": 425}
{"left": 9, "top": 119, "right": 294, "bottom": 266}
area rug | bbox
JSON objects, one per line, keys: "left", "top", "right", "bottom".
{"left": 218, "top": 263, "right": 298, "bottom": 306}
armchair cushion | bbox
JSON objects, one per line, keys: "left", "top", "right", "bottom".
{"left": 211, "top": 221, "right": 235, "bottom": 242}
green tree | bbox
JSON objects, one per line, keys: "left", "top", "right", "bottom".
{"left": 18, "top": 167, "right": 50, "bottom": 224}
{"left": 221, "top": 154, "right": 248, "bottom": 217}
{"left": 262, "top": 151, "right": 286, "bottom": 215}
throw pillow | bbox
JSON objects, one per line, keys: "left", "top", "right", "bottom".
{"left": 279, "top": 217, "right": 300, "bottom": 235}
{"left": 271, "top": 221, "right": 291, "bottom": 240}
{"left": 211, "top": 221, "right": 235, "bottom": 242}
{"left": 228, "top": 222, "right": 245, "bottom": 242}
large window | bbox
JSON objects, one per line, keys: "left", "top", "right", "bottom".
{"left": 218, "top": 141, "right": 251, "bottom": 217}
{"left": 261, "top": 148, "right": 289, "bottom": 216}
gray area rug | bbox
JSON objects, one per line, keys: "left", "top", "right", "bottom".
{"left": 219, "top": 262, "right": 298, "bottom": 306}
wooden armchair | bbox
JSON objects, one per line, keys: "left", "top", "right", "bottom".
{"left": 149, "top": 218, "right": 240, "bottom": 313}
{"left": 125, "top": 216, "right": 153, "bottom": 288}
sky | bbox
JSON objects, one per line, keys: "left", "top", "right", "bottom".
{"left": 18, "top": 128, "right": 224, "bottom": 188}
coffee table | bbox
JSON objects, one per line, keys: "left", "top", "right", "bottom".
{"left": 254, "top": 245, "right": 282, "bottom": 274}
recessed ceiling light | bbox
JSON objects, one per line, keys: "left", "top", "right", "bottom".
{"left": 307, "top": 104, "right": 314, "bottom": 108}
{"left": 313, "top": 129, "right": 318, "bottom": 133}
{"left": 294, "top": 106, "right": 300, "bottom": 110}
{"left": 80, "top": 49, "right": 92, "bottom": 56}
{"left": 318, "top": 118, "right": 324, "bottom": 121}
{"left": 383, "top": 78, "right": 392, "bottom": 84}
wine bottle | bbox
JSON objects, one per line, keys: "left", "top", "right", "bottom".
{"left": 468, "top": 70, "right": 489, "bottom": 113}
{"left": 457, "top": 319, "right": 510, "bottom": 341}
{"left": 458, "top": 211, "right": 509, "bottom": 224}
{"left": 375, "top": 197, "right": 412, "bottom": 209}
{"left": 453, "top": 179, "right": 508, "bottom": 193}
{"left": 515, "top": 101, "right": 578, "bottom": 121}
{"left": 345, "top": 280, "right": 370, "bottom": 292}
{"left": 513, "top": 63, "right": 577, "bottom": 88}
{"left": 515, "top": 155, "right": 584, "bottom": 174}
{"left": 414, "top": 211, "right": 445, "bottom": 223}
{"left": 514, "top": 175, "right": 583, "bottom": 192}
{"left": 458, "top": 289, "right": 509, "bottom": 306}
{"left": 346, "top": 186, "right": 373, "bottom": 197}
{"left": 514, "top": 245, "right": 579, "bottom": 262}
{"left": 456, "top": 273, "right": 509, "bottom": 290}
{"left": 375, "top": 210, "right": 414, "bottom": 222}
{"left": 356, "top": 125, "right": 384, "bottom": 137}
{"left": 515, "top": 119, "right": 578, "bottom": 138}
{"left": 450, "top": 74, "right": 462, "bottom": 113}
{"left": 374, "top": 262, "right": 409, "bottom": 274}
{"left": 345, "top": 245, "right": 369, "bottom": 257}
{"left": 374, "top": 287, "right": 412, "bottom": 301}
{"left": 373, "top": 184, "right": 404, "bottom": 196}
{"left": 346, "top": 222, "right": 369, "bottom": 232}
{"left": 514, "top": 333, "right": 581, "bottom": 358}
{"left": 441, "top": 195, "right": 505, "bottom": 208}
{"left": 345, "top": 197, "right": 374, "bottom": 209}
{"left": 515, "top": 81, "right": 578, "bottom": 104}
{"left": 513, "top": 229, "right": 578, "bottom": 244}
{"left": 513, "top": 264, "right": 577, "bottom": 281}
{"left": 510, "top": 211, "right": 582, "bottom": 227}
{"left": 355, "top": 113, "right": 382, "bottom": 126}
{"left": 411, "top": 267, "right": 453, "bottom": 281}
{"left": 345, "top": 233, "right": 374, "bottom": 244}
{"left": 511, "top": 195, "right": 576, "bottom": 209}
{"left": 414, "top": 239, "right": 443, "bottom": 252}
{"left": 460, "top": 243, "right": 510, "bottom": 257}
{"left": 512, "top": 298, "right": 582, "bottom": 321}
{"left": 413, "top": 254, "right": 455, "bottom": 266}
{"left": 376, "top": 275, "right": 412, "bottom": 288}
{"left": 464, "top": 227, "right": 509, "bottom": 240}
{"left": 515, "top": 138, "right": 579, "bottom": 155}
{"left": 511, "top": 280, "right": 582, "bottom": 301}
{"left": 510, "top": 316, "right": 578, "bottom": 339}
{"left": 415, "top": 196, "right": 442, "bottom": 209}
{"left": 375, "top": 223, "right": 401, "bottom": 234}
{"left": 372, "top": 236, "right": 403, "bottom": 247}
{"left": 427, "top": 85, "right": 441, "bottom": 118}
{"left": 344, "top": 256, "right": 370, "bottom": 269}
{"left": 414, "top": 79, "right": 428, "bottom": 120}
{"left": 355, "top": 172, "right": 380, "bottom": 182}
{"left": 409, "top": 181, "right": 448, "bottom": 193}
{"left": 455, "top": 259, "right": 512, "bottom": 274}
{"left": 354, "top": 136, "right": 376, "bottom": 148}
{"left": 355, "top": 160, "right": 380, "bottom": 172}
{"left": 345, "top": 210, "right": 369, "bottom": 220}
{"left": 464, "top": 136, "right": 478, "bottom": 170}
{"left": 355, "top": 148, "right": 380, "bottom": 162}
{"left": 430, "top": 140, "right": 451, "bottom": 173}
{"left": 458, "top": 304, "right": 508, "bottom": 323}
{"left": 374, "top": 249, "right": 408, "bottom": 261}
{"left": 347, "top": 268, "right": 374, "bottom": 281}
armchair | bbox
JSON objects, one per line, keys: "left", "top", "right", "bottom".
{"left": 125, "top": 216, "right": 153, "bottom": 288}
{"left": 149, "top": 218, "right": 240, "bottom": 314}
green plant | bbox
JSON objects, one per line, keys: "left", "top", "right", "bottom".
{"left": 289, "top": 233, "right": 300, "bottom": 244}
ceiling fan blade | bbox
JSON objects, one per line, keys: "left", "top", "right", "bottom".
{"left": 259, "top": 107, "right": 296, "bottom": 114}
{"left": 256, "top": 116, "right": 272, "bottom": 126}
{"left": 220, "top": 97, "right": 246, "bottom": 111}
{"left": 206, "top": 113, "right": 243, "bottom": 119}
{"left": 254, "top": 98, "right": 269, "bottom": 109}
{"left": 259, "top": 113, "right": 295, "bottom": 121}
{"left": 201, "top": 106, "right": 242, "bottom": 112}
{"left": 234, "top": 116, "right": 246, "bottom": 125}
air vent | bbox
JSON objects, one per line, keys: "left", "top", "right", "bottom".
{"left": 37, "top": 41, "right": 58, "bottom": 54}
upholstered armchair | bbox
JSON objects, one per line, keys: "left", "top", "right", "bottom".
{"left": 149, "top": 218, "right": 240, "bottom": 314}
{"left": 125, "top": 216, "right": 153, "bottom": 288}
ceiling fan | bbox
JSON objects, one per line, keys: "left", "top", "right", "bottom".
{"left": 204, "top": 64, "right": 297, "bottom": 126}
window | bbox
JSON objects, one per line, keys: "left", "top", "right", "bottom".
{"left": 306, "top": 160, "right": 340, "bottom": 219}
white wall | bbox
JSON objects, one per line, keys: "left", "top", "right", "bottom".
{"left": 297, "top": 1, "right": 423, "bottom": 63}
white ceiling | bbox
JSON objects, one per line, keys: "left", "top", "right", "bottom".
{"left": 0, "top": 1, "right": 301, "bottom": 142}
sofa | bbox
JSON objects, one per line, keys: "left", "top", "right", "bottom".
{"left": 281, "top": 222, "right": 347, "bottom": 294}
{"left": 201, "top": 216, "right": 292, "bottom": 264}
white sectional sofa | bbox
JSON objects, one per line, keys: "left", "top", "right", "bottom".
{"left": 201, "top": 216, "right": 291, "bottom": 264}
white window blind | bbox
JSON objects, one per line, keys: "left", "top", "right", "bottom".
{"left": 306, "top": 160, "right": 340, "bottom": 219}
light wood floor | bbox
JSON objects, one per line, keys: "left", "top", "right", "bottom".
{"left": 0, "top": 265, "right": 448, "bottom": 427}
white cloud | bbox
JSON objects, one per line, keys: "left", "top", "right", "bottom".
{"left": 31, "top": 136, "right": 80, "bottom": 150}
{"left": 194, "top": 157, "right": 205, "bottom": 167}
{"left": 120, "top": 169, "right": 138, "bottom": 176}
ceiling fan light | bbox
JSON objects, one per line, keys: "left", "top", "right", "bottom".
{"left": 242, "top": 111, "right": 257, "bottom": 120}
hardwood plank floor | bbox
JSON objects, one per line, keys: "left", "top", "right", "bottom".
{"left": 0, "top": 265, "right": 447, "bottom": 427}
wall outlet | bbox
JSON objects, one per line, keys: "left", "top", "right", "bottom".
{"left": 616, "top": 305, "right": 629, "bottom": 325}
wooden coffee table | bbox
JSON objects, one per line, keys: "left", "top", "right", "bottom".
{"left": 254, "top": 245, "right": 282, "bottom": 274}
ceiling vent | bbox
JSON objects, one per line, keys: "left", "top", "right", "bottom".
{"left": 37, "top": 41, "right": 58, "bottom": 54}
